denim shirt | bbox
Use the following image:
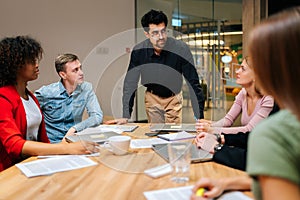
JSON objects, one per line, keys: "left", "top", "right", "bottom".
{"left": 35, "top": 81, "right": 103, "bottom": 143}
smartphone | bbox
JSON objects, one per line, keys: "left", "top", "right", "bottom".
{"left": 145, "top": 131, "right": 169, "bottom": 137}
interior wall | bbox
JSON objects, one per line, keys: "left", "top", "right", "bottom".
{"left": 242, "top": 0, "right": 267, "bottom": 56}
{"left": 0, "top": 0, "right": 135, "bottom": 117}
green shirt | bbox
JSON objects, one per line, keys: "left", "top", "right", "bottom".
{"left": 247, "top": 109, "right": 300, "bottom": 200}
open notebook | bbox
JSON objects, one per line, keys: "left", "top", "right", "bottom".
{"left": 152, "top": 143, "right": 213, "bottom": 163}
{"left": 150, "top": 123, "right": 196, "bottom": 132}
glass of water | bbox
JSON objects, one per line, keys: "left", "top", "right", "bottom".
{"left": 168, "top": 142, "right": 191, "bottom": 183}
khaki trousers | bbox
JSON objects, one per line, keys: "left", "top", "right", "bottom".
{"left": 144, "top": 91, "right": 182, "bottom": 123}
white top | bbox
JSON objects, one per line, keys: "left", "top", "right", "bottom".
{"left": 21, "top": 95, "right": 42, "bottom": 141}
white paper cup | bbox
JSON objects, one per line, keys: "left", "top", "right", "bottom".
{"left": 104, "top": 136, "right": 131, "bottom": 155}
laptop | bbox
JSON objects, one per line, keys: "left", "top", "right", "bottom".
{"left": 152, "top": 143, "right": 213, "bottom": 163}
{"left": 150, "top": 123, "right": 196, "bottom": 132}
{"left": 65, "top": 131, "right": 120, "bottom": 144}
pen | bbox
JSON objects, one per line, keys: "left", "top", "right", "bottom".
{"left": 196, "top": 188, "right": 206, "bottom": 197}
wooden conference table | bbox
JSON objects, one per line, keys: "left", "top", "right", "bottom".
{"left": 0, "top": 123, "right": 252, "bottom": 200}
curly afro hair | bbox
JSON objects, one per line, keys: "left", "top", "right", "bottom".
{"left": 0, "top": 35, "right": 43, "bottom": 87}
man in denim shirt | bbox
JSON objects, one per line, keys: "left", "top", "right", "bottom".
{"left": 35, "top": 54, "right": 103, "bottom": 143}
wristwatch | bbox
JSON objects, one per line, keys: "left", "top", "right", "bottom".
{"left": 214, "top": 143, "right": 223, "bottom": 152}
{"left": 214, "top": 133, "right": 222, "bottom": 144}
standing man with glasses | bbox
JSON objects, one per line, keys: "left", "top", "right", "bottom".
{"left": 119, "top": 9, "right": 205, "bottom": 124}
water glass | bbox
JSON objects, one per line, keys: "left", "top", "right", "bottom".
{"left": 168, "top": 142, "right": 191, "bottom": 183}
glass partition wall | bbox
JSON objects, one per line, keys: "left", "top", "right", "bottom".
{"left": 135, "top": 0, "right": 242, "bottom": 122}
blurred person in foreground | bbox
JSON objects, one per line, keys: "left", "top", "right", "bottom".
{"left": 191, "top": 6, "right": 300, "bottom": 200}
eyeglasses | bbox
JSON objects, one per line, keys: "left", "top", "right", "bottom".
{"left": 149, "top": 28, "right": 167, "bottom": 39}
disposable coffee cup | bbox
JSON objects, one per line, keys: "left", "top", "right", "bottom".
{"left": 104, "top": 136, "right": 131, "bottom": 155}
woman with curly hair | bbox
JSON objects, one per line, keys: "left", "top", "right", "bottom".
{"left": 0, "top": 35, "right": 99, "bottom": 171}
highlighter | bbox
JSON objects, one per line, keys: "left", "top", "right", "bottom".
{"left": 196, "top": 188, "right": 206, "bottom": 197}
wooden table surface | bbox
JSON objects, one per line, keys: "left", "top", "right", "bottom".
{"left": 0, "top": 123, "right": 252, "bottom": 200}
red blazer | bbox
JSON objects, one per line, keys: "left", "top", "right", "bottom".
{"left": 0, "top": 85, "right": 49, "bottom": 171}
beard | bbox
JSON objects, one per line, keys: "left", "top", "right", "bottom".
{"left": 155, "top": 38, "right": 166, "bottom": 49}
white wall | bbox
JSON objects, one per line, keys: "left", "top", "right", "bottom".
{"left": 0, "top": 0, "right": 135, "bottom": 117}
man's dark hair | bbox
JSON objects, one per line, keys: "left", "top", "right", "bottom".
{"left": 0, "top": 35, "right": 43, "bottom": 87}
{"left": 141, "top": 9, "right": 168, "bottom": 32}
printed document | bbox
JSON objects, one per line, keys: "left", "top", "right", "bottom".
{"left": 16, "top": 155, "right": 98, "bottom": 178}
{"left": 144, "top": 185, "right": 253, "bottom": 200}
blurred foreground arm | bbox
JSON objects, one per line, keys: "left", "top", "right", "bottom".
{"left": 190, "top": 176, "right": 252, "bottom": 199}
{"left": 259, "top": 176, "right": 300, "bottom": 200}
{"left": 22, "top": 140, "right": 99, "bottom": 156}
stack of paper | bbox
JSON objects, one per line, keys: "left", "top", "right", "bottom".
{"left": 98, "top": 124, "right": 138, "bottom": 133}
{"left": 16, "top": 156, "right": 98, "bottom": 177}
{"left": 75, "top": 124, "right": 138, "bottom": 134}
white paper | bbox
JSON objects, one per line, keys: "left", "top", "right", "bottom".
{"left": 144, "top": 185, "right": 194, "bottom": 200}
{"left": 218, "top": 191, "right": 253, "bottom": 200}
{"left": 130, "top": 138, "right": 169, "bottom": 149}
{"left": 75, "top": 126, "right": 122, "bottom": 134}
{"left": 144, "top": 185, "right": 253, "bottom": 200}
{"left": 144, "top": 164, "right": 173, "bottom": 178}
{"left": 16, "top": 156, "right": 98, "bottom": 177}
{"left": 98, "top": 124, "right": 138, "bottom": 133}
{"left": 157, "top": 131, "right": 196, "bottom": 141}
{"left": 37, "top": 152, "right": 100, "bottom": 158}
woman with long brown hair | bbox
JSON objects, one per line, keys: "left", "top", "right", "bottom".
{"left": 191, "top": 6, "right": 300, "bottom": 200}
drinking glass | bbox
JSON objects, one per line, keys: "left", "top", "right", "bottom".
{"left": 168, "top": 142, "right": 191, "bottom": 183}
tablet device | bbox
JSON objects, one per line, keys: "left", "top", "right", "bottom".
{"left": 145, "top": 131, "right": 169, "bottom": 137}
{"left": 152, "top": 143, "right": 213, "bottom": 163}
